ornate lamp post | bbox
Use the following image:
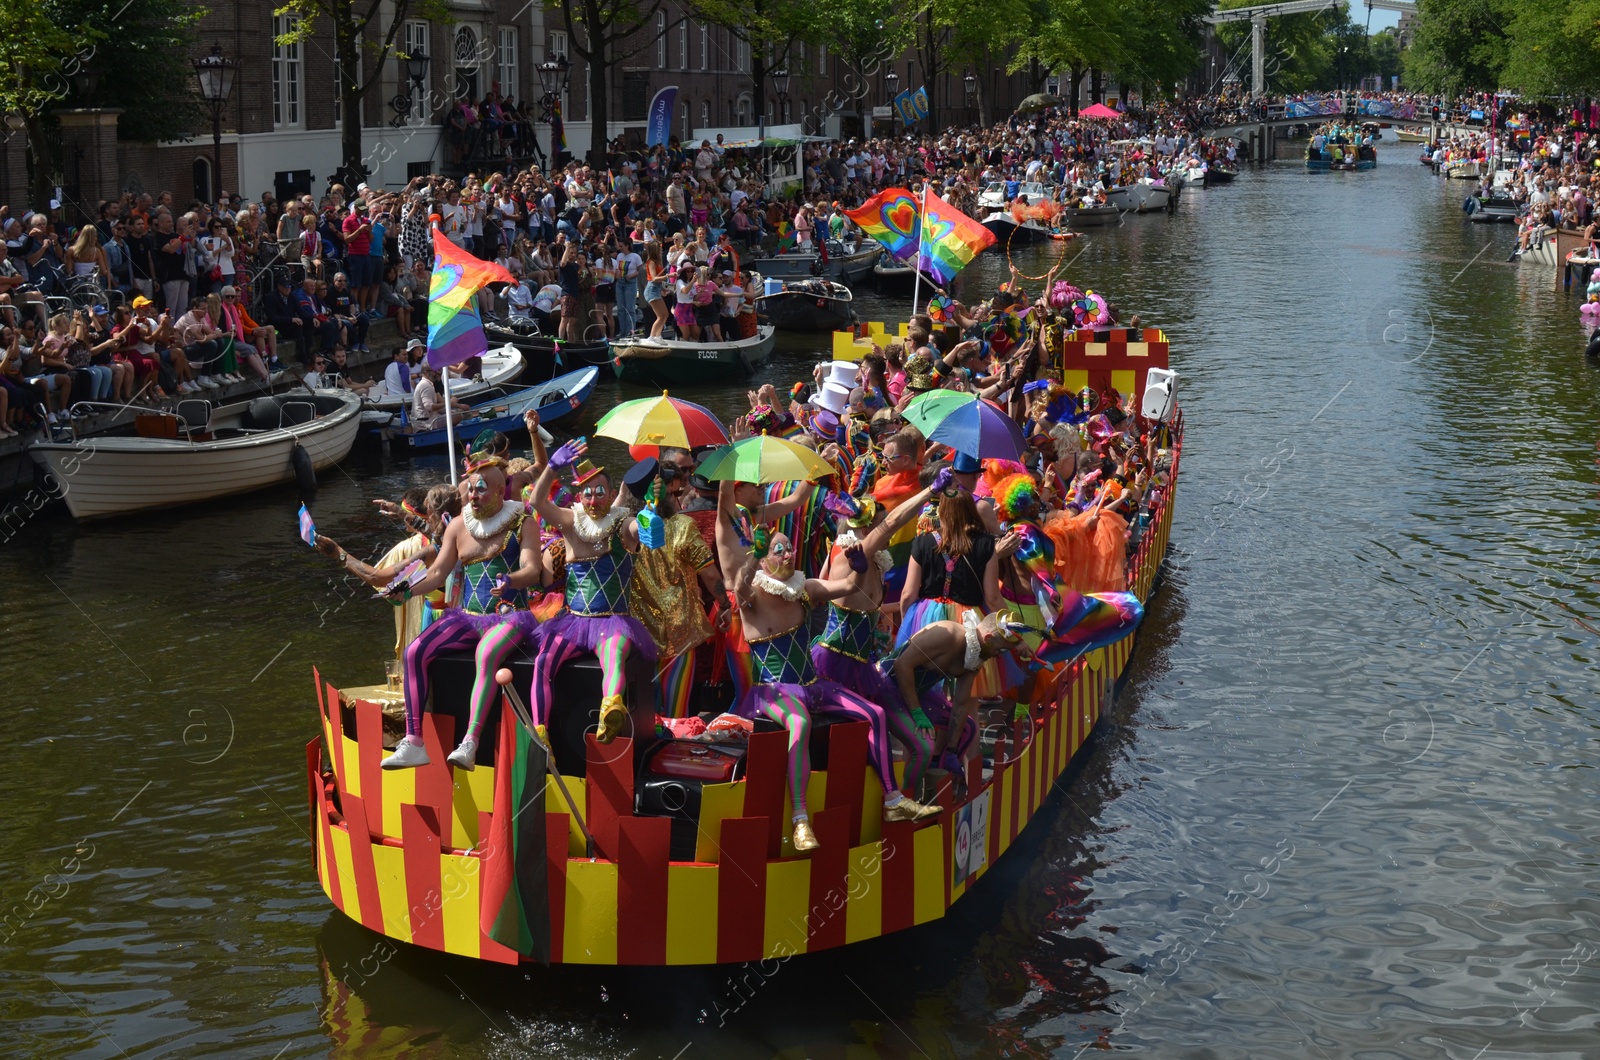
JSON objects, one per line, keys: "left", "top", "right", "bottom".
{"left": 963, "top": 71, "right": 977, "bottom": 123}
{"left": 535, "top": 52, "right": 571, "bottom": 168}
{"left": 190, "top": 43, "right": 237, "bottom": 205}
{"left": 390, "top": 48, "right": 432, "bottom": 128}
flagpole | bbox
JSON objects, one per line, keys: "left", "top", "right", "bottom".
{"left": 910, "top": 182, "right": 927, "bottom": 320}
{"left": 443, "top": 366, "right": 459, "bottom": 486}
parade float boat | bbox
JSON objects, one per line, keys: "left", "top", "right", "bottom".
{"left": 754, "top": 278, "right": 856, "bottom": 332}
{"left": 35, "top": 390, "right": 362, "bottom": 519}
{"left": 609, "top": 325, "right": 777, "bottom": 385}
{"left": 382, "top": 367, "right": 598, "bottom": 451}
{"left": 305, "top": 327, "right": 1182, "bottom": 967}
{"left": 1306, "top": 145, "right": 1377, "bottom": 172}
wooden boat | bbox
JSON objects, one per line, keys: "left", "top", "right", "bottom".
{"left": 1106, "top": 180, "right": 1171, "bottom": 212}
{"left": 304, "top": 340, "right": 1183, "bottom": 966}
{"left": 33, "top": 390, "right": 362, "bottom": 519}
{"left": 609, "top": 325, "right": 777, "bottom": 385}
{"left": 366, "top": 345, "right": 526, "bottom": 415}
{"left": 484, "top": 322, "right": 611, "bottom": 379}
{"left": 755, "top": 278, "right": 855, "bottom": 332}
{"left": 1393, "top": 128, "right": 1428, "bottom": 143}
{"left": 384, "top": 367, "right": 599, "bottom": 451}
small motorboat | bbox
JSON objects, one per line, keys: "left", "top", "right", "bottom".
{"left": 822, "top": 241, "right": 881, "bottom": 285}
{"left": 364, "top": 344, "right": 525, "bottom": 420}
{"left": 610, "top": 325, "right": 777, "bottom": 385}
{"left": 871, "top": 254, "right": 941, "bottom": 291}
{"left": 980, "top": 208, "right": 1053, "bottom": 247}
{"left": 744, "top": 250, "right": 820, "bottom": 279}
{"left": 1306, "top": 145, "right": 1377, "bottom": 172}
{"left": 386, "top": 366, "right": 599, "bottom": 451}
{"left": 1062, "top": 202, "right": 1121, "bottom": 227}
{"left": 1106, "top": 180, "right": 1171, "bottom": 213}
{"left": 1446, "top": 159, "right": 1483, "bottom": 180}
{"left": 1393, "top": 128, "right": 1428, "bottom": 143}
{"left": 1515, "top": 229, "right": 1559, "bottom": 267}
{"left": 1203, "top": 166, "right": 1237, "bottom": 186}
{"left": 34, "top": 391, "right": 363, "bottom": 519}
{"left": 755, "top": 277, "right": 855, "bottom": 332}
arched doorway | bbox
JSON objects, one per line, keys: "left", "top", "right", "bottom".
{"left": 192, "top": 156, "right": 212, "bottom": 204}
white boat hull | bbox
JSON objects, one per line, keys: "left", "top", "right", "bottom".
{"left": 365, "top": 344, "right": 525, "bottom": 411}
{"left": 1520, "top": 234, "right": 1558, "bottom": 268}
{"left": 1446, "top": 161, "right": 1482, "bottom": 179}
{"left": 1107, "top": 182, "right": 1171, "bottom": 212}
{"left": 31, "top": 393, "right": 363, "bottom": 519}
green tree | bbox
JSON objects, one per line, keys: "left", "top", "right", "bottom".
{"left": 1402, "top": 0, "right": 1511, "bottom": 96}
{"left": 555, "top": 0, "right": 670, "bottom": 164}
{"left": 274, "top": 0, "right": 450, "bottom": 182}
{"left": 1500, "top": 0, "right": 1600, "bottom": 97}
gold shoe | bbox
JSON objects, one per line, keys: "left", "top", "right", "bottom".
{"left": 792, "top": 817, "right": 819, "bottom": 853}
{"left": 595, "top": 694, "right": 628, "bottom": 744}
{"left": 884, "top": 796, "right": 942, "bottom": 822}
{"left": 533, "top": 723, "right": 550, "bottom": 748}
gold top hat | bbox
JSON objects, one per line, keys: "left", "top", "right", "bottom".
{"left": 572, "top": 459, "right": 606, "bottom": 487}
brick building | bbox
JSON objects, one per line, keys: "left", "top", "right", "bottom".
{"left": 1, "top": 1, "right": 1039, "bottom": 215}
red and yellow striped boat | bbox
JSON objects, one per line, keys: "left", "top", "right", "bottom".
{"left": 305, "top": 331, "right": 1180, "bottom": 967}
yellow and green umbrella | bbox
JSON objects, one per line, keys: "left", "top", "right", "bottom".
{"left": 698, "top": 435, "right": 835, "bottom": 484}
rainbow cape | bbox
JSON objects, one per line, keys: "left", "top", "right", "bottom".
{"left": 427, "top": 229, "right": 514, "bottom": 368}
{"left": 1032, "top": 591, "right": 1144, "bottom": 664}
{"left": 844, "top": 187, "right": 994, "bottom": 285}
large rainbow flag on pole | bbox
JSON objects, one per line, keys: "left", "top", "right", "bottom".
{"left": 427, "top": 228, "right": 514, "bottom": 368}
{"left": 845, "top": 186, "right": 994, "bottom": 286}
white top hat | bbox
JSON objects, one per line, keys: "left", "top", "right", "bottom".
{"left": 822, "top": 361, "right": 858, "bottom": 391}
{"left": 811, "top": 382, "right": 851, "bottom": 415}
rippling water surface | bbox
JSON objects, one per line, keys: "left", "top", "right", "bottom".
{"left": 3, "top": 140, "right": 1598, "bottom": 1058}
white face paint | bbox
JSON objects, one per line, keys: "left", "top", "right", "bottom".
{"left": 761, "top": 536, "right": 795, "bottom": 581}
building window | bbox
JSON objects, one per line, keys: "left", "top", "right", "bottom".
{"left": 497, "top": 26, "right": 518, "bottom": 97}
{"left": 736, "top": 37, "right": 748, "bottom": 73}
{"left": 550, "top": 30, "right": 568, "bottom": 61}
{"left": 817, "top": 45, "right": 826, "bottom": 76}
{"left": 402, "top": 22, "right": 429, "bottom": 125}
{"left": 623, "top": 72, "right": 649, "bottom": 121}
{"left": 680, "top": 101, "right": 689, "bottom": 138}
{"left": 700, "top": 100, "right": 709, "bottom": 130}
{"left": 699, "top": 24, "right": 707, "bottom": 71}
{"left": 795, "top": 43, "right": 805, "bottom": 75}
{"left": 271, "top": 14, "right": 302, "bottom": 128}
{"left": 656, "top": 12, "right": 666, "bottom": 69}
{"left": 678, "top": 20, "right": 688, "bottom": 71}
{"left": 454, "top": 25, "right": 480, "bottom": 100}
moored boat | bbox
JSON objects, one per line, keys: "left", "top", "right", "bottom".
{"left": 1106, "top": 179, "right": 1171, "bottom": 212}
{"left": 754, "top": 278, "right": 855, "bottom": 332}
{"left": 1446, "top": 159, "right": 1483, "bottom": 180}
{"left": 1062, "top": 203, "right": 1121, "bottom": 227}
{"left": 1203, "top": 166, "right": 1237, "bottom": 185}
{"left": 484, "top": 322, "right": 611, "bottom": 378}
{"left": 980, "top": 208, "right": 1053, "bottom": 247}
{"left": 823, "top": 241, "right": 881, "bottom": 285}
{"left": 384, "top": 366, "right": 599, "bottom": 451}
{"left": 1515, "top": 229, "right": 1558, "bottom": 268}
{"left": 1393, "top": 128, "right": 1428, "bottom": 143}
{"left": 609, "top": 325, "right": 777, "bottom": 384}
{"left": 304, "top": 331, "right": 1183, "bottom": 967}
{"left": 744, "top": 250, "right": 820, "bottom": 280}
{"left": 366, "top": 344, "right": 526, "bottom": 416}
{"left": 34, "top": 390, "right": 363, "bottom": 519}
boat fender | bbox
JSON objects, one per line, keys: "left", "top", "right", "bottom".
{"left": 291, "top": 443, "right": 317, "bottom": 492}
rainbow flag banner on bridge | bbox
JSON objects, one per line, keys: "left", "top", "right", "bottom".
{"left": 846, "top": 186, "right": 995, "bottom": 286}
{"left": 427, "top": 229, "right": 514, "bottom": 368}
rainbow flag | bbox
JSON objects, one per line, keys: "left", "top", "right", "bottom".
{"left": 919, "top": 190, "right": 995, "bottom": 284}
{"left": 1032, "top": 591, "right": 1144, "bottom": 665}
{"left": 427, "top": 229, "right": 514, "bottom": 368}
{"left": 845, "top": 187, "right": 994, "bottom": 285}
{"left": 775, "top": 220, "right": 796, "bottom": 252}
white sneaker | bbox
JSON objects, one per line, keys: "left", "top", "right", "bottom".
{"left": 446, "top": 736, "right": 477, "bottom": 771}
{"left": 381, "top": 739, "right": 430, "bottom": 770}
{"left": 198, "top": 376, "right": 220, "bottom": 389}
{"left": 178, "top": 382, "right": 196, "bottom": 393}
{"left": 47, "top": 412, "right": 59, "bottom": 425}
{"left": 269, "top": 370, "right": 285, "bottom": 383}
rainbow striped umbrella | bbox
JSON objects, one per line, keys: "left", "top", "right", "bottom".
{"left": 593, "top": 391, "right": 729, "bottom": 449}
{"left": 698, "top": 436, "right": 835, "bottom": 484}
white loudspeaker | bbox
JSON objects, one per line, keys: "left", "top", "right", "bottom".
{"left": 1141, "top": 367, "right": 1177, "bottom": 422}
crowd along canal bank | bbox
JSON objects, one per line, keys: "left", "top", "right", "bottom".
{"left": 1, "top": 143, "right": 1597, "bottom": 1059}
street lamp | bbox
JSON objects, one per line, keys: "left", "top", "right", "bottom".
{"left": 390, "top": 48, "right": 432, "bottom": 128}
{"left": 883, "top": 69, "right": 899, "bottom": 136}
{"left": 190, "top": 43, "right": 237, "bottom": 205}
{"left": 536, "top": 52, "right": 571, "bottom": 169}
{"left": 963, "top": 70, "right": 976, "bottom": 124}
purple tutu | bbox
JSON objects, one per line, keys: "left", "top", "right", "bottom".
{"left": 533, "top": 611, "right": 658, "bottom": 661}
{"left": 811, "top": 644, "right": 898, "bottom": 708}
{"left": 439, "top": 607, "right": 542, "bottom": 635}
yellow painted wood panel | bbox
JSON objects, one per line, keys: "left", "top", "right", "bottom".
{"left": 329, "top": 824, "right": 362, "bottom": 925}
{"left": 844, "top": 843, "right": 886, "bottom": 943}
{"left": 666, "top": 865, "right": 720, "bottom": 964}
{"left": 370, "top": 842, "right": 413, "bottom": 943}
{"left": 764, "top": 858, "right": 811, "bottom": 957}
{"left": 381, "top": 767, "right": 414, "bottom": 840}
{"left": 858, "top": 766, "right": 883, "bottom": 846}
{"left": 563, "top": 860, "right": 618, "bottom": 964}
{"left": 341, "top": 735, "right": 363, "bottom": 798}
{"left": 451, "top": 765, "right": 495, "bottom": 850}
{"left": 912, "top": 823, "right": 945, "bottom": 925}
{"left": 439, "top": 853, "right": 482, "bottom": 958}
{"left": 694, "top": 781, "right": 746, "bottom": 863}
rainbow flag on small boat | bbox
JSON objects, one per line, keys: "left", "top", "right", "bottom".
{"left": 427, "top": 229, "right": 514, "bottom": 368}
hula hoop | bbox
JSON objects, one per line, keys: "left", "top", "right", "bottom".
{"left": 1003, "top": 220, "right": 1069, "bottom": 281}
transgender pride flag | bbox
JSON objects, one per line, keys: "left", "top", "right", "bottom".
{"left": 427, "top": 229, "right": 514, "bottom": 368}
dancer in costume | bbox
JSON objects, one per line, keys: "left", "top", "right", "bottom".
{"left": 525, "top": 439, "right": 657, "bottom": 744}
{"left": 889, "top": 610, "right": 1032, "bottom": 765}
{"left": 716, "top": 480, "right": 941, "bottom": 854}
{"left": 812, "top": 470, "right": 959, "bottom": 798}
{"left": 625, "top": 457, "right": 727, "bottom": 719}
{"left": 381, "top": 456, "right": 548, "bottom": 771}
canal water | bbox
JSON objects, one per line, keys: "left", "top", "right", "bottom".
{"left": 3, "top": 139, "right": 1598, "bottom": 1058}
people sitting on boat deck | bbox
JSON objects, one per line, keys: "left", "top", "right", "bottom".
{"left": 524, "top": 440, "right": 658, "bottom": 745}
{"left": 409, "top": 362, "right": 470, "bottom": 430}
{"left": 887, "top": 610, "right": 1030, "bottom": 774}
{"left": 323, "top": 346, "right": 379, "bottom": 398}
{"left": 715, "top": 480, "right": 942, "bottom": 853}
{"left": 380, "top": 455, "right": 549, "bottom": 771}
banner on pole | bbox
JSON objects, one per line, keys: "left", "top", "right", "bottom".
{"left": 646, "top": 86, "right": 678, "bottom": 147}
